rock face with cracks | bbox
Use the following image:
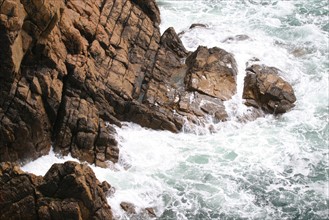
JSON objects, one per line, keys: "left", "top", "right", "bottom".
{"left": 0, "top": 0, "right": 296, "bottom": 168}
{"left": 0, "top": 0, "right": 297, "bottom": 219}
{"left": 243, "top": 64, "right": 296, "bottom": 114}
{"left": 0, "top": 0, "right": 238, "bottom": 166}
{"left": 0, "top": 161, "right": 113, "bottom": 220}
{"left": 185, "top": 46, "right": 238, "bottom": 101}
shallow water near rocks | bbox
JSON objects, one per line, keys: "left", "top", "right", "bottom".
{"left": 23, "top": 0, "right": 328, "bottom": 219}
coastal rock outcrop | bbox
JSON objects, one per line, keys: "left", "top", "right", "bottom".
{"left": 0, "top": 161, "right": 113, "bottom": 219}
{"left": 0, "top": 0, "right": 237, "bottom": 165}
{"left": 243, "top": 64, "right": 296, "bottom": 114}
{"left": 0, "top": 0, "right": 63, "bottom": 163}
{"left": 185, "top": 46, "right": 238, "bottom": 100}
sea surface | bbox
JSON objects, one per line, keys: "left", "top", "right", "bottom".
{"left": 23, "top": 0, "right": 329, "bottom": 219}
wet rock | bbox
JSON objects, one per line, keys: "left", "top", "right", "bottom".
{"left": 120, "top": 202, "right": 137, "bottom": 214}
{"left": 243, "top": 64, "right": 296, "bottom": 114}
{"left": 0, "top": 161, "right": 113, "bottom": 220}
{"left": 145, "top": 207, "right": 157, "bottom": 218}
{"left": 120, "top": 201, "right": 157, "bottom": 219}
{"left": 185, "top": 46, "right": 238, "bottom": 100}
{"left": 179, "top": 92, "right": 228, "bottom": 122}
{"left": 179, "top": 23, "right": 208, "bottom": 36}
{"left": 0, "top": 0, "right": 237, "bottom": 165}
{"left": 222, "top": 34, "right": 250, "bottom": 43}
{"left": 123, "top": 27, "right": 231, "bottom": 131}
{"left": 190, "top": 23, "right": 208, "bottom": 29}
{"left": 53, "top": 96, "right": 119, "bottom": 167}
{"left": 274, "top": 40, "right": 316, "bottom": 58}
{"left": 101, "top": 181, "right": 115, "bottom": 197}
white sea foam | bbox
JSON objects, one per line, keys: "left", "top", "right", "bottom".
{"left": 22, "top": 149, "right": 79, "bottom": 176}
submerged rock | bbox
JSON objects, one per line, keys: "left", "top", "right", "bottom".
{"left": 0, "top": 161, "right": 113, "bottom": 219}
{"left": 189, "top": 23, "right": 208, "bottom": 29}
{"left": 120, "top": 201, "right": 157, "bottom": 219}
{"left": 222, "top": 34, "right": 250, "bottom": 43}
{"left": 243, "top": 64, "right": 296, "bottom": 114}
{"left": 120, "top": 202, "right": 137, "bottom": 214}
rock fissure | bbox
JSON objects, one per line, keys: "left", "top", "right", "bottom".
{"left": 0, "top": 0, "right": 6, "bottom": 9}
{"left": 0, "top": 78, "right": 21, "bottom": 123}
{"left": 93, "top": 120, "right": 101, "bottom": 165}
{"left": 108, "top": 0, "right": 128, "bottom": 44}
{"left": 102, "top": 0, "right": 117, "bottom": 37}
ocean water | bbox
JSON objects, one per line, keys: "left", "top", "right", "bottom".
{"left": 22, "top": 0, "right": 329, "bottom": 219}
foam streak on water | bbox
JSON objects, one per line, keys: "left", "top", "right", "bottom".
{"left": 23, "top": 0, "right": 328, "bottom": 219}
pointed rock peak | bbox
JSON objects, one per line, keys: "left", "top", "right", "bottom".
{"left": 161, "top": 27, "right": 189, "bottom": 58}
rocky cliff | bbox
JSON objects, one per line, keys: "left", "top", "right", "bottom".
{"left": 0, "top": 0, "right": 297, "bottom": 219}
{"left": 0, "top": 0, "right": 238, "bottom": 166}
{"left": 0, "top": 0, "right": 296, "bottom": 167}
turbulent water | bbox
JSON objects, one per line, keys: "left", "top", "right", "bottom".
{"left": 23, "top": 0, "right": 329, "bottom": 219}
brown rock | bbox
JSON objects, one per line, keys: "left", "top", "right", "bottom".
{"left": 185, "top": 46, "right": 238, "bottom": 101}
{"left": 0, "top": 161, "right": 113, "bottom": 220}
{"left": 120, "top": 201, "right": 157, "bottom": 219}
{"left": 0, "top": 0, "right": 237, "bottom": 165}
{"left": 126, "top": 28, "right": 231, "bottom": 131}
{"left": 0, "top": 0, "right": 63, "bottom": 163}
{"left": 120, "top": 202, "right": 137, "bottom": 214}
{"left": 243, "top": 64, "right": 296, "bottom": 114}
{"left": 131, "top": 0, "right": 161, "bottom": 24}
{"left": 145, "top": 207, "right": 157, "bottom": 218}
{"left": 101, "top": 181, "right": 115, "bottom": 197}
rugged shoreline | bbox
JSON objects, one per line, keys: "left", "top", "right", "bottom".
{"left": 0, "top": 0, "right": 296, "bottom": 218}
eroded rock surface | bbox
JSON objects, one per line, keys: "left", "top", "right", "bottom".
{"left": 0, "top": 161, "right": 113, "bottom": 220}
{"left": 243, "top": 64, "right": 296, "bottom": 114}
{"left": 0, "top": 0, "right": 237, "bottom": 165}
{"left": 0, "top": 0, "right": 63, "bottom": 164}
{"left": 185, "top": 46, "right": 238, "bottom": 101}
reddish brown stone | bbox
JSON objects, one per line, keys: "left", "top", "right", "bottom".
{"left": 185, "top": 46, "right": 238, "bottom": 101}
{"left": 243, "top": 64, "right": 296, "bottom": 114}
{"left": 0, "top": 0, "right": 238, "bottom": 165}
{"left": 0, "top": 161, "right": 113, "bottom": 220}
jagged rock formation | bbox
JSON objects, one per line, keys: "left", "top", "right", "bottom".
{"left": 0, "top": 0, "right": 237, "bottom": 166}
{"left": 0, "top": 161, "right": 113, "bottom": 219}
{"left": 243, "top": 64, "right": 296, "bottom": 114}
{"left": 0, "top": 1, "right": 298, "bottom": 219}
